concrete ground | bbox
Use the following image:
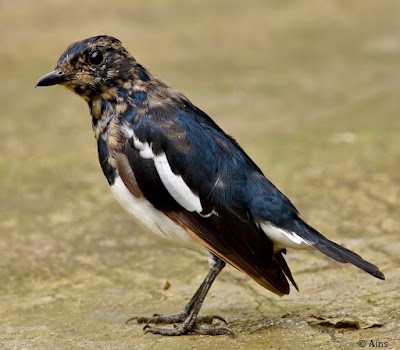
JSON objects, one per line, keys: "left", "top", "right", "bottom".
{"left": 0, "top": 1, "right": 399, "bottom": 349}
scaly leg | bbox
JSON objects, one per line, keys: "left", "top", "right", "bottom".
{"left": 127, "top": 257, "right": 233, "bottom": 336}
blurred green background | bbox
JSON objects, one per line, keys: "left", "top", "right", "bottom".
{"left": 0, "top": 1, "right": 399, "bottom": 349}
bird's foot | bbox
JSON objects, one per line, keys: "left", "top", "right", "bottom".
{"left": 126, "top": 312, "right": 227, "bottom": 325}
{"left": 143, "top": 323, "right": 234, "bottom": 337}
{"left": 125, "top": 259, "right": 229, "bottom": 336}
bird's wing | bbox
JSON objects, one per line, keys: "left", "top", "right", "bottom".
{"left": 169, "top": 102, "right": 384, "bottom": 281}
{"left": 117, "top": 99, "right": 298, "bottom": 295}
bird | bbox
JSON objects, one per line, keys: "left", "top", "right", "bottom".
{"left": 36, "top": 35, "right": 385, "bottom": 336}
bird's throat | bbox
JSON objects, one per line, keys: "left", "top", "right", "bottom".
{"left": 90, "top": 97, "right": 106, "bottom": 120}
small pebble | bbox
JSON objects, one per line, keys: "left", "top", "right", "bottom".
{"left": 161, "top": 280, "right": 170, "bottom": 290}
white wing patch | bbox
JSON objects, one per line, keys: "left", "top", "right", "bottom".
{"left": 139, "top": 143, "right": 153, "bottom": 159}
{"left": 125, "top": 128, "right": 153, "bottom": 159}
{"left": 154, "top": 153, "right": 202, "bottom": 212}
{"left": 260, "top": 222, "right": 312, "bottom": 251}
{"left": 124, "top": 126, "right": 203, "bottom": 213}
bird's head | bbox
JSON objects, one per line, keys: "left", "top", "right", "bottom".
{"left": 36, "top": 35, "right": 138, "bottom": 101}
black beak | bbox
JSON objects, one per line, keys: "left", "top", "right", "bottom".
{"left": 35, "top": 69, "right": 74, "bottom": 87}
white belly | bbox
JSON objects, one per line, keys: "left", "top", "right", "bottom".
{"left": 110, "top": 176, "right": 208, "bottom": 255}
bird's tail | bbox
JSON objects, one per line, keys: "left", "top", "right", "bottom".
{"left": 293, "top": 218, "right": 385, "bottom": 280}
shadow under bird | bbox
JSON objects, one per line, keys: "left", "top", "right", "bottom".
{"left": 36, "top": 35, "right": 385, "bottom": 336}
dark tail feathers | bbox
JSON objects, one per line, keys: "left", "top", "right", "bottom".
{"left": 275, "top": 249, "right": 299, "bottom": 291}
{"left": 296, "top": 219, "right": 385, "bottom": 280}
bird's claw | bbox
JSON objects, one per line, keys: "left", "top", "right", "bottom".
{"left": 196, "top": 314, "right": 227, "bottom": 325}
{"left": 125, "top": 316, "right": 138, "bottom": 325}
{"left": 143, "top": 323, "right": 234, "bottom": 337}
{"left": 128, "top": 313, "right": 226, "bottom": 325}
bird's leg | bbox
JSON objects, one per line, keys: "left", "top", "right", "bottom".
{"left": 127, "top": 257, "right": 234, "bottom": 336}
{"left": 128, "top": 265, "right": 226, "bottom": 325}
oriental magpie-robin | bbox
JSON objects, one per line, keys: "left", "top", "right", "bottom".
{"left": 36, "top": 35, "right": 384, "bottom": 336}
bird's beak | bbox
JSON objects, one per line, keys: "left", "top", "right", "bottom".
{"left": 35, "top": 69, "right": 74, "bottom": 87}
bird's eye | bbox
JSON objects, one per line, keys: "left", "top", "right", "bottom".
{"left": 89, "top": 51, "right": 104, "bottom": 65}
